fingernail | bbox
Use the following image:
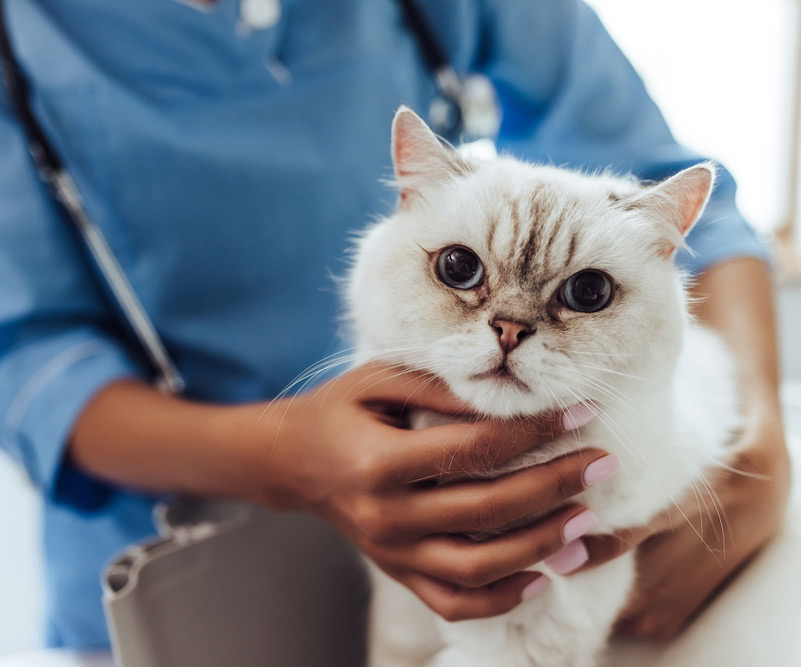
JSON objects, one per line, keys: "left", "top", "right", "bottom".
{"left": 544, "top": 539, "right": 589, "bottom": 575}
{"left": 562, "top": 509, "right": 597, "bottom": 543}
{"left": 583, "top": 454, "right": 621, "bottom": 487}
{"left": 520, "top": 575, "right": 551, "bottom": 601}
{"left": 562, "top": 403, "right": 595, "bottom": 431}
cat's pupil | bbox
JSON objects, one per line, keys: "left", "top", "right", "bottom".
{"left": 561, "top": 270, "right": 613, "bottom": 313}
{"left": 574, "top": 274, "right": 603, "bottom": 303}
{"left": 445, "top": 249, "right": 477, "bottom": 281}
{"left": 437, "top": 247, "right": 484, "bottom": 289}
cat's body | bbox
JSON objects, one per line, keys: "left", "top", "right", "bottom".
{"left": 345, "top": 107, "right": 738, "bottom": 666}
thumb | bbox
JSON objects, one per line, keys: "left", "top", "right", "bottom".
{"left": 344, "top": 362, "right": 474, "bottom": 417}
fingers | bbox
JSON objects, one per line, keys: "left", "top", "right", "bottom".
{"left": 342, "top": 363, "right": 599, "bottom": 486}
{"left": 394, "top": 569, "right": 549, "bottom": 622}
{"left": 343, "top": 363, "right": 472, "bottom": 417}
{"left": 579, "top": 526, "right": 652, "bottom": 572}
{"left": 381, "top": 449, "right": 611, "bottom": 536}
{"left": 375, "top": 504, "right": 589, "bottom": 588}
{"left": 392, "top": 413, "right": 570, "bottom": 483}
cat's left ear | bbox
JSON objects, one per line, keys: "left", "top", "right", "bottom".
{"left": 629, "top": 163, "right": 716, "bottom": 257}
{"left": 391, "top": 105, "right": 473, "bottom": 207}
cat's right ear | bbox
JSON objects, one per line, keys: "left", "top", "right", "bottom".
{"left": 624, "top": 163, "right": 716, "bottom": 258}
{"left": 391, "top": 106, "right": 473, "bottom": 208}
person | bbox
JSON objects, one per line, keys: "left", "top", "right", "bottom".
{"left": 0, "top": 0, "right": 789, "bottom": 651}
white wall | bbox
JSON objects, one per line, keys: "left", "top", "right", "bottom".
{"left": 0, "top": 457, "right": 44, "bottom": 654}
{"left": 587, "top": 0, "right": 798, "bottom": 234}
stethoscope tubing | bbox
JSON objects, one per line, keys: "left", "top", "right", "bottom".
{"left": 0, "top": 0, "right": 488, "bottom": 394}
{"left": 0, "top": 0, "right": 185, "bottom": 393}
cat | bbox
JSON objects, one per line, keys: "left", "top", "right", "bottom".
{"left": 344, "top": 106, "right": 739, "bottom": 667}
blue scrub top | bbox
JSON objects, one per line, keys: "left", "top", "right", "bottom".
{"left": 0, "top": 0, "right": 769, "bottom": 649}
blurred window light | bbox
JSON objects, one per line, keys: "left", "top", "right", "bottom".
{"left": 587, "top": 0, "right": 799, "bottom": 235}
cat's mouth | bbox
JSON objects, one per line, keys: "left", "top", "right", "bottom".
{"left": 470, "top": 363, "right": 529, "bottom": 391}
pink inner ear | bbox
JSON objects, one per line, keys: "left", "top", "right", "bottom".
{"left": 390, "top": 107, "right": 454, "bottom": 207}
{"left": 652, "top": 165, "right": 715, "bottom": 257}
{"left": 394, "top": 140, "right": 418, "bottom": 180}
{"left": 676, "top": 169, "right": 714, "bottom": 236}
{"left": 391, "top": 109, "right": 430, "bottom": 179}
{"left": 392, "top": 126, "right": 419, "bottom": 205}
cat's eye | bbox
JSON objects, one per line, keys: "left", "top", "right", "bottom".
{"left": 436, "top": 246, "right": 484, "bottom": 290}
{"left": 559, "top": 270, "right": 613, "bottom": 313}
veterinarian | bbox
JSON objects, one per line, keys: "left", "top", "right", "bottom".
{"left": 0, "top": 0, "right": 788, "bottom": 650}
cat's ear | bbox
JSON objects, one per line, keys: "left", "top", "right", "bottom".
{"left": 391, "top": 105, "right": 473, "bottom": 207}
{"left": 628, "top": 163, "right": 716, "bottom": 257}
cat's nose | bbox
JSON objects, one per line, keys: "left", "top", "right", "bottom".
{"left": 490, "top": 318, "right": 533, "bottom": 354}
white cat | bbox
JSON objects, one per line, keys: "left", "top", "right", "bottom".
{"left": 345, "top": 106, "right": 739, "bottom": 667}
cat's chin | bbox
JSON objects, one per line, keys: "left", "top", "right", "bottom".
{"left": 449, "top": 376, "right": 554, "bottom": 418}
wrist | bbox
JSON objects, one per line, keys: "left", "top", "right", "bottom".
{"left": 208, "top": 398, "right": 311, "bottom": 512}
{"left": 733, "top": 391, "right": 791, "bottom": 515}
{"left": 739, "top": 383, "right": 783, "bottom": 440}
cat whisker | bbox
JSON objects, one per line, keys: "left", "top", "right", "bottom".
{"left": 266, "top": 346, "right": 441, "bottom": 463}
{"left": 545, "top": 385, "right": 583, "bottom": 446}
{"left": 668, "top": 494, "right": 723, "bottom": 566}
{"left": 554, "top": 380, "right": 645, "bottom": 464}
{"left": 695, "top": 453, "right": 772, "bottom": 481}
{"left": 571, "top": 372, "right": 636, "bottom": 412}
{"left": 664, "top": 460, "right": 729, "bottom": 562}
{"left": 250, "top": 343, "right": 435, "bottom": 445}
{"left": 565, "top": 350, "right": 636, "bottom": 359}
{"left": 570, "top": 362, "right": 663, "bottom": 386}
{"left": 695, "top": 470, "right": 729, "bottom": 554}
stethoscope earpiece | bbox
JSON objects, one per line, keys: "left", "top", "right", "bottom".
{"left": 430, "top": 73, "right": 501, "bottom": 141}
{"left": 398, "top": 0, "right": 501, "bottom": 142}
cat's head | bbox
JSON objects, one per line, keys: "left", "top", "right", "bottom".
{"left": 346, "top": 107, "right": 714, "bottom": 417}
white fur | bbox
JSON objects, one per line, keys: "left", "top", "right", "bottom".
{"left": 345, "top": 108, "right": 738, "bottom": 667}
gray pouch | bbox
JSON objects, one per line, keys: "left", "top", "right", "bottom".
{"left": 102, "top": 498, "right": 370, "bottom": 667}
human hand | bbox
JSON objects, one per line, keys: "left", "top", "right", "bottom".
{"left": 576, "top": 403, "right": 791, "bottom": 639}
{"left": 234, "top": 362, "right": 617, "bottom": 621}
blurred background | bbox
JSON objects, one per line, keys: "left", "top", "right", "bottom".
{"left": 591, "top": 0, "right": 798, "bottom": 239}
{"left": 1, "top": 0, "right": 800, "bottom": 656}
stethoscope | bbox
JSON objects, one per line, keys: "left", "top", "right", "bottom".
{"left": 395, "top": 0, "right": 501, "bottom": 141}
{"left": 0, "top": 0, "right": 500, "bottom": 393}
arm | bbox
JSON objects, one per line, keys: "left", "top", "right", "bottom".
{"left": 613, "top": 257, "right": 790, "bottom": 639}
{"left": 0, "top": 86, "right": 147, "bottom": 510}
{"left": 71, "top": 366, "right": 616, "bottom": 621}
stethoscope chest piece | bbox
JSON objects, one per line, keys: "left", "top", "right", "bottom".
{"left": 240, "top": 0, "right": 281, "bottom": 30}
{"left": 429, "top": 71, "right": 501, "bottom": 142}
{"left": 396, "top": 0, "right": 501, "bottom": 141}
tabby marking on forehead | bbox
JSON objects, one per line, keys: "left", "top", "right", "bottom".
{"left": 565, "top": 231, "right": 579, "bottom": 267}
{"left": 516, "top": 187, "right": 546, "bottom": 280}
{"left": 503, "top": 192, "right": 522, "bottom": 253}
{"left": 514, "top": 186, "right": 581, "bottom": 286}
{"left": 485, "top": 209, "right": 500, "bottom": 255}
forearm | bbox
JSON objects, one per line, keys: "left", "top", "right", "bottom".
{"left": 68, "top": 379, "right": 259, "bottom": 500}
{"left": 689, "top": 257, "right": 781, "bottom": 420}
{"left": 689, "top": 256, "right": 789, "bottom": 497}
{"left": 615, "top": 258, "right": 791, "bottom": 639}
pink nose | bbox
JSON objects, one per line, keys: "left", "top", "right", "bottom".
{"left": 490, "top": 318, "right": 533, "bottom": 354}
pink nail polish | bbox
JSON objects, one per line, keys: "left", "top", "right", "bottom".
{"left": 520, "top": 575, "right": 551, "bottom": 601}
{"left": 562, "top": 403, "right": 595, "bottom": 431}
{"left": 544, "top": 539, "right": 589, "bottom": 575}
{"left": 562, "top": 509, "right": 597, "bottom": 543}
{"left": 583, "top": 454, "right": 621, "bottom": 487}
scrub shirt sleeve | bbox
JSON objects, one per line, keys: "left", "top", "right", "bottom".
{"left": 479, "top": 0, "right": 771, "bottom": 274}
{"left": 0, "top": 92, "right": 147, "bottom": 511}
